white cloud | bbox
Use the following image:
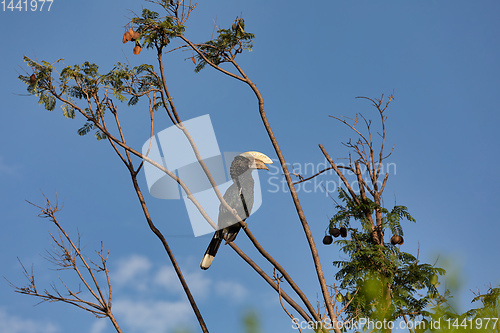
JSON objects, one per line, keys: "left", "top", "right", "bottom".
{"left": 89, "top": 320, "right": 107, "bottom": 333}
{"left": 184, "top": 271, "right": 212, "bottom": 298}
{"left": 153, "top": 266, "right": 181, "bottom": 293}
{"left": 154, "top": 266, "right": 212, "bottom": 298}
{"left": 111, "top": 254, "right": 152, "bottom": 289}
{"left": 113, "top": 299, "right": 193, "bottom": 333}
{"left": 215, "top": 280, "right": 249, "bottom": 302}
{"left": 111, "top": 254, "right": 251, "bottom": 299}
{"left": 0, "top": 308, "right": 59, "bottom": 333}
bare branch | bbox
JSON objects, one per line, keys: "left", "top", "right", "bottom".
{"left": 240, "top": 224, "right": 321, "bottom": 323}
{"left": 319, "top": 144, "right": 360, "bottom": 205}
{"left": 10, "top": 198, "right": 123, "bottom": 332}
{"left": 228, "top": 242, "right": 313, "bottom": 323}
{"left": 293, "top": 164, "right": 353, "bottom": 185}
{"left": 274, "top": 270, "right": 304, "bottom": 333}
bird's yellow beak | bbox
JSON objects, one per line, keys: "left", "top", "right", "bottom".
{"left": 241, "top": 151, "right": 273, "bottom": 170}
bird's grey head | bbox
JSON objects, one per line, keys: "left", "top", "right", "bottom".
{"left": 229, "top": 151, "right": 273, "bottom": 180}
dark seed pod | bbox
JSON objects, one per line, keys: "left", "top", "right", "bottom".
{"left": 29, "top": 73, "right": 36, "bottom": 84}
{"left": 391, "top": 235, "right": 404, "bottom": 245}
{"left": 329, "top": 227, "right": 341, "bottom": 238}
{"left": 322, "top": 235, "right": 333, "bottom": 245}
{"left": 390, "top": 235, "right": 399, "bottom": 245}
{"left": 133, "top": 45, "right": 142, "bottom": 55}
{"left": 339, "top": 227, "right": 347, "bottom": 238}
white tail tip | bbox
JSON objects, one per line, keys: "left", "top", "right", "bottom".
{"left": 200, "top": 254, "right": 215, "bottom": 270}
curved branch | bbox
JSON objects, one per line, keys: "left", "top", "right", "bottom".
{"left": 129, "top": 173, "right": 209, "bottom": 333}
{"left": 228, "top": 242, "right": 313, "bottom": 323}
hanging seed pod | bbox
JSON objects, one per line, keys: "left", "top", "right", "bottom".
{"left": 329, "top": 226, "right": 341, "bottom": 238}
{"left": 336, "top": 293, "right": 344, "bottom": 303}
{"left": 322, "top": 235, "right": 333, "bottom": 245}
{"left": 133, "top": 45, "right": 142, "bottom": 55}
{"left": 430, "top": 274, "right": 438, "bottom": 285}
{"left": 29, "top": 73, "right": 36, "bottom": 84}
{"left": 339, "top": 227, "right": 347, "bottom": 238}
{"left": 391, "top": 235, "right": 404, "bottom": 245}
{"left": 346, "top": 292, "right": 352, "bottom": 301}
{"left": 130, "top": 30, "right": 140, "bottom": 40}
{"left": 390, "top": 235, "right": 398, "bottom": 245}
{"left": 123, "top": 30, "right": 132, "bottom": 43}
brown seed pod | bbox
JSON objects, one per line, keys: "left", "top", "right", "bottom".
{"left": 339, "top": 227, "right": 347, "bottom": 238}
{"left": 322, "top": 235, "right": 333, "bottom": 245}
{"left": 122, "top": 30, "right": 132, "bottom": 43}
{"left": 29, "top": 73, "right": 36, "bottom": 84}
{"left": 130, "top": 30, "right": 140, "bottom": 40}
{"left": 133, "top": 45, "right": 142, "bottom": 55}
{"left": 329, "top": 226, "right": 341, "bottom": 238}
{"left": 391, "top": 235, "right": 404, "bottom": 245}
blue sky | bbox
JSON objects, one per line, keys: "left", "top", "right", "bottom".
{"left": 1, "top": 0, "right": 500, "bottom": 332}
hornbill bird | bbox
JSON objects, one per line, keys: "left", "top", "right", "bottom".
{"left": 200, "top": 151, "right": 273, "bottom": 270}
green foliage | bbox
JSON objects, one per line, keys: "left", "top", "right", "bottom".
{"left": 102, "top": 62, "right": 161, "bottom": 104}
{"left": 329, "top": 188, "right": 415, "bottom": 237}
{"left": 242, "top": 310, "right": 262, "bottom": 333}
{"left": 329, "top": 188, "right": 445, "bottom": 323}
{"left": 77, "top": 122, "right": 94, "bottom": 136}
{"left": 61, "top": 103, "right": 76, "bottom": 119}
{"left": 330, "top": 188, "right": 378, "bottom": 233}
{"left": 20, "top": 56, "right": 59, "bottom": 112}
{"left": 194, "top": 18, "right": 255, "bottom": 73}
{"left": 424, "top": 287, "right": 500, "bottom": 333}
{"left": 20, "top": 57, "right": 161, "bottom": 140}
{"left": 131, "top": 8, "right": 185, "bottom": 49}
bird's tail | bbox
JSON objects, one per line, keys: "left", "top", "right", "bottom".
{"left": 200, "top": 230, "right": 223, "bottom": 270}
